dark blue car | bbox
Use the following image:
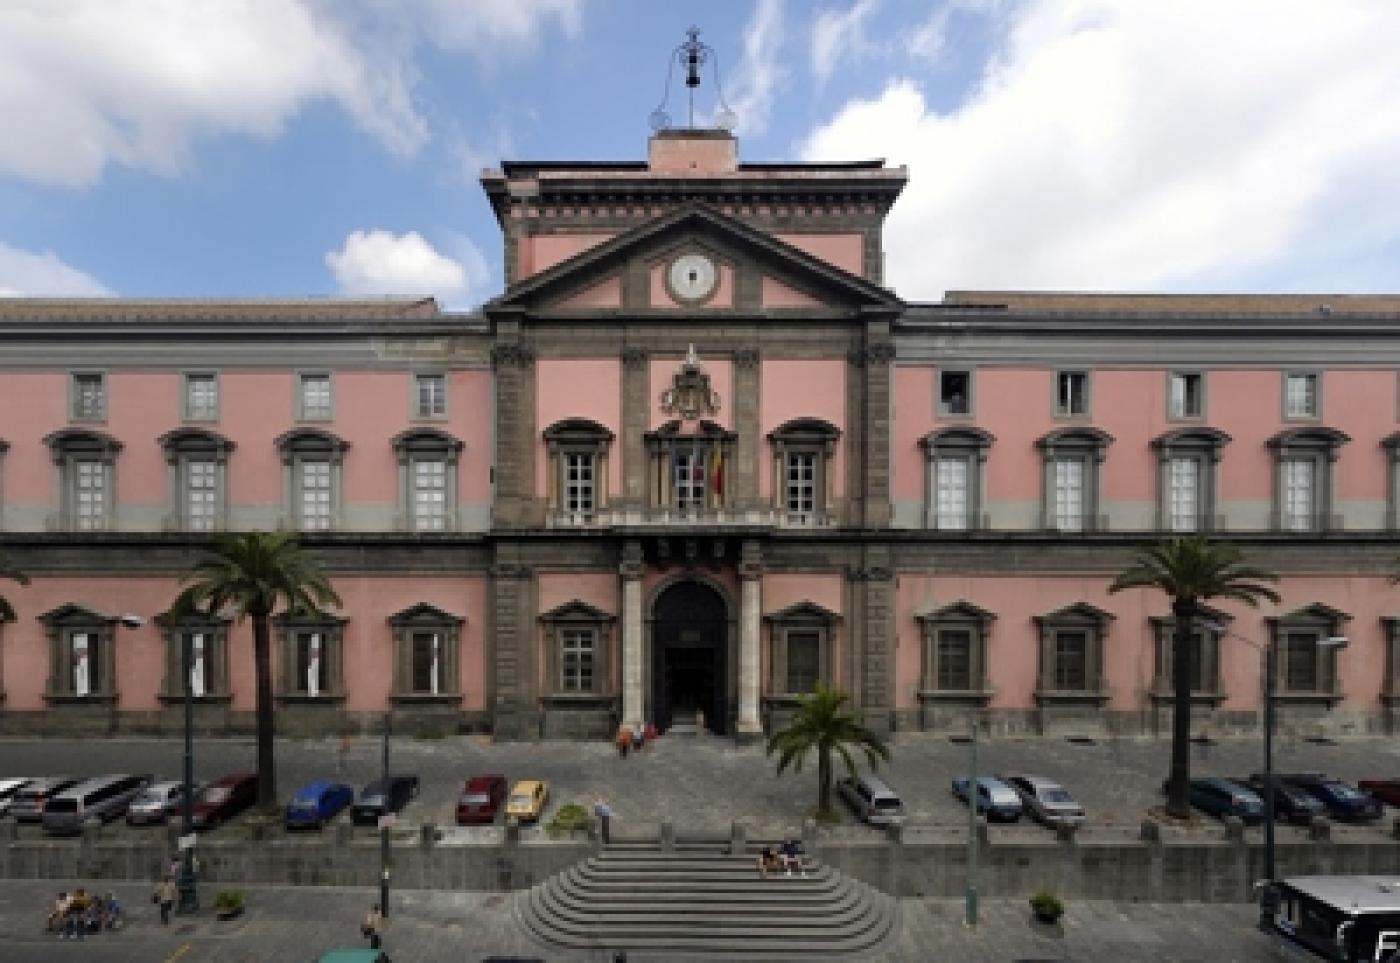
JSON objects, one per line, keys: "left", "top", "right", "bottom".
{"left": 1165, "top": 777, "right": 1264, "bottom": 824}
{"left": 285, "top": 781, "right": 354, "bottom": 830}
{"left": 1276, "top": 773, "right": 1383, "bottom": 823}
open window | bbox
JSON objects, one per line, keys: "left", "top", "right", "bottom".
{"left": 156, "top": 610, "right": 232, "bottom": 703}
{"left": 387, "top": 603, "right": 463, "bottom": 703}
{"left": 275, "top": 609, "right": 347, "bottom": 702}
{"left": 38, "top": 604, "right": 118, "bottom": 703}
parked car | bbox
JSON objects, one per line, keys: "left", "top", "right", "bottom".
{"left": 951, "top": 776, "right": 1024, "bottom": 822}
{"left": 0, "top": 778, "right": 31, "bottom": 817}
{"left": 1273, "top": 773, "right": 1383, "bottom": 823}
{"left": 285, "top": 781, "right": 354, "bottom": 830}
{"left": 1239, "top": 775, "right": 1326, "bottom": 825}
{"left": 351, "top": 775, "right": 420, "bottom": 826}
{"left": 10, "top": 776, "right": 80, "bottom": 823}
{"left": 1002, "top": 774, "right": 1086, "bottom": 828}
{"left": 192, "top": 773, "right": 258, "bottom": 830}
{"left": 43, "top": 773, "right": 153, "bottom": 834}
{"left": 505, "top": 779, "right": 549, "bottom": 824}
{"left": 836, "top": 774, "right": 905, "bottom": 825}
{"left": 456, "top": 774, "right": 508, "bottom": 825}
{"left": 1166, "top": 777, "right": 1264, "bottom": 824}
{"left": 1358, "top": 779, "right": 1400, "bottom": 808}
{"left": 126, "top": 780, "right": 203, "bottom": 826}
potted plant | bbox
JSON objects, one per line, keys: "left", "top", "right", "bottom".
{"left": 1029, "top": 888, "right": 1064, "bottom": 924}
{"left": 546, "top": 802, "right": 591, "bottom": 839}
{"left": 214, "top": 889, "right": 245, "bottom": 921}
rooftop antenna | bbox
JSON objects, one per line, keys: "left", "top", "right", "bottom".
{"left": 650, "top": 26, "right": 736, "bottom": 133}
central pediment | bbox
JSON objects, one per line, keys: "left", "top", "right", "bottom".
{"left": 486, "top": 203, "right": 902, "bottom": 318}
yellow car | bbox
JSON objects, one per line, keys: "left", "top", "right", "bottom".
{"left": 505, "top": 779, "right": 549, "bottom": 824}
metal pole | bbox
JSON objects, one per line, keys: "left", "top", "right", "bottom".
{"left": 380, "top": 711, "right": 390, "bottom": 919}
{"left": 178, "top": 631, "right": 198, "bottom": 912}
{"left": 966, "top": 711, "right": 979, "bottom": 927}
{"left": 1259, "top": 639, "right": 1278, "bottom": 930}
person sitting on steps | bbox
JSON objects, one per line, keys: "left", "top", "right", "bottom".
{"left": 756, "top": 844, "right": 782, "bottom": 880}
{"left": 779, "top": 837, "right": 806, "bottom": 877}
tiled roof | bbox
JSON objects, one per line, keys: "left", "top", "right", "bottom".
{"left": 941, "top": 291, "right": 1400, "bottom": 314}
{"left": 0, "top": 297, "right": 442, "bottom": 322}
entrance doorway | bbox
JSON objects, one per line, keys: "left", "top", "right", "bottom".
{"left": 651, "top": 580, "right": 728, "bottom": 735}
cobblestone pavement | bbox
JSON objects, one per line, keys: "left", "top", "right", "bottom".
{"left": 0, "top": 731, "right": 1397, "bottom": 842}
{"left": 0, "top": 880, "right": 1303, "bottom": 961}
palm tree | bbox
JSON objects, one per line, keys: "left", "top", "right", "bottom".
{"left": 0, "top": 552, "right": 28, "bottom": 624}
{"left": 1109, "top": 536, "right": 1279, "bottom": 819}
{"left": 766, "top": 684, "right": 890, "bottom": 819}
{"left": 173, "top": 532, "right": 341, "bottom": 809}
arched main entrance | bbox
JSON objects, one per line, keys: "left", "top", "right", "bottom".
{"left": 650, "top": 579, "right": 729, "bottom": 735}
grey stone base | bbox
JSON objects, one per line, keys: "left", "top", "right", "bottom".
{"left": 540, "top": 705, "right": 615, "bottom": 740}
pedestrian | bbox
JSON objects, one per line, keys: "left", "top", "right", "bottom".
{"left": 594, "top": 797, "right": 613, "bottom": 844}
{"left": 615, "top": 725, "right": 630, "bottom": 759}
{"left": 631, "top": 724, "right": 645, "bottom": 753}
{"left": 154, "top": 875, "right": 176, "bottom": 925}
{"left": 362, "top": 902, "right": 385, "bottom": 950}
{"left": 47, "top": 891, "right": 69, "bottom": 934}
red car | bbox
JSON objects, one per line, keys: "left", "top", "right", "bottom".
{"left": 1359, "top": 779, "right": 1400, "bottom": 807}
{"left": 192, "top": 772, "right": 258, "bottom": 830}
{"left": 456, "top": 774, "right": 507, "bottom": 824}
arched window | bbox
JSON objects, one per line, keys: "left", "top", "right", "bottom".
{"left": 543, "top": 418, "right": 614, "bottom": 525}
{"left": 1267, "top": 427, "right": 1349, "bottom": 533}
{"left": 275, "top": 428, "right": 349, "bottom": 532}
{"left": 1151, "top": 427, "right": 1230, "bottom": 533}
{"left": 920, "top": 427, "right": 994, "bottom": 530}
{"left": 43, "top": 428, "right": 122, "bottom": 532}
{"left": 159, "top": 427, "right": 235, "bottom": 532}
{"left": 391, "top": 428, "right": 464, "bottom": 532}
{"left": 767, "top": 417, "right": 841, "bottom": 526}
{"left": 1036, "top": 427, "right": 1112, "bottom": 532}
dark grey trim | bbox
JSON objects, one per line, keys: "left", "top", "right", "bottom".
{"left": 1266, "top": 603, "right": 1350, "bottom": 701}
{"left": 1282, "top": 369, "right": 1322, "bottom": 421}
{"left": 1151, "top": 427, "right": 1230, "bottom": 533}
{"left": 1267, "top": 427, "right": 1349, "bottom": 532}
{"left": 1036, "top": 427, "right": 1113, "bottom": 532}
{"left": 920, "top": 427, "right": 994, "bottom": 531}
{"left": 181, "top": 370, "right": 220, "bottom": 422}
{"left": 539, "top": 598, "right": 615, "bottom": 697}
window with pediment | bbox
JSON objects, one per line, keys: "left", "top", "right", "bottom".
{"left": 155, "top": 610, "right": 232, "bottom": 703}
{"left": 768, "top": 418, "right": 841, "bottom": 526}
{"left": 388, "top": 603, "right": 463, "bottom": 702}
{"left": 1152, "top": 427, "right": 1229, "bottom": 533}
{"left": 1149, "top": 605, "right": 1227, "bottom": 703}
{"left": 38, "top": 604, "right": 118, "bottom": 702}
{"left": 1036, "top": 427, "right": 1112, "bottom": 532}
{"left": 391, "top": 428, "right": 463, "bottom": 533}
{"left": 1268, "top": 427, "right": 1348, "bottom": 533}
{"left": 540, "top": 599, "right": 615, "bottom": 696}
{"left": 764, "top": 601, "right": 840, "bottom": 696}
{"left": 1381, "top": 616, "right": 1400, "bottom": 707}
{"left": 274, "top": 609, "right": 347, "bottom": 702}
{"left": 159, "top": 427, "right": 235, "bottom": 532}
{"left": 276, "top": 428, "right": 349, "bottom": 532}
{"left": 920, "top": 427, "right": 993, "bottom": 530}
{"left": 1267, "top": 603, "right": 1349, "bottom": 702}
{"left": 917, "top": 600, "right": 995, "bottom": 701}
{"left": 543, "top": 419, "right": 614, "bottom": 525}
{"left": 44, "top": 428, "right": 121, "bottom": 532}
{"left": 1033, "top": 602, "right": 1114, "bottom": 703}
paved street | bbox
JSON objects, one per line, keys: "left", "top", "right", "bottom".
{"left": 0, "top": 879, "right": 1305, "bottom": 961}
{"left": 1, "top": 731, "right": 1397, "bottom": 842}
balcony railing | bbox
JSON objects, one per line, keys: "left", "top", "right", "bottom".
{"left": 546, "top": 508, "right": 839, "bottom": 529}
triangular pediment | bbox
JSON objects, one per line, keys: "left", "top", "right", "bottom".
{"left": 763, "top": 600, "right": 841, "bottom": 624}
{"left": 489, "top": 203, "right": 903, "bottom": 316}
{"left": 539, "top": 599, "right": 616, "bottom": 624}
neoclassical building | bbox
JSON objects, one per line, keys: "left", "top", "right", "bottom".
{"left": 2, "top": 127, "right": 1400, "bottom": 739}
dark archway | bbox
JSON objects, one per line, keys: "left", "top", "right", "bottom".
{"left": 651, "top": 580, "right": 728, "bottom": 735}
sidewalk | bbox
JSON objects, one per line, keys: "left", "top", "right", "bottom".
{"left": 0, "top": 879, "right": 1296, "bottom": 961}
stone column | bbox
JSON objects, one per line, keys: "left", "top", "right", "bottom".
{"left": 620, "top": 348, "right": 649, "bottom": 516}
{"left": 620, "top": 540, "right": 645, "bottom": 731}
{"left": 737, "top": 540, "right": 763, "bottom": 738}
{"left": 732, "top": 349, "right": 761, "bottom": 515}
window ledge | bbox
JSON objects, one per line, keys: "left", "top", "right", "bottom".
{"left": 918, "top": 689, "right": 994, "bottom": 705}
{"left": 158, "top": 692, "right": 234, "bottom": 706}
{"left": 274, "top": 693, "right": 346, "bottom": 705}
{"left": 1034, "top": 688, "right": 1110, "bottom": 707}
{"left": 389, "top": 692, "right": 461, "bottom": 706}
{"left": 43, "top": 693, "right": 117, "bottom": 706}
{"left": 1382, "top": 692, "right": 1400, "bottom": 708}
{"left": 1272, "top": 691, "right": 1344, "bottom": 707}
{"left": 1148, "top": 690, "right": 1226, "bottom": 707}
{"left": 540, "top": 693, "right": 616, "bottom": 706}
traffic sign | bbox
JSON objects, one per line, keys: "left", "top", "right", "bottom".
{"left": 177, "top": 833, "right": 198, "bottom": 851}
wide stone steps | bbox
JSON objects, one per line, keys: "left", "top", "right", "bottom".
{"left": 515, "top": 849, "right": 899, "bottom": 960}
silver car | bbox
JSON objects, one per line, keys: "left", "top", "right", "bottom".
{"left": 0, "top": 778, "right": 31, "bottom": 817}
{"left": 1003, "top": 774, "right": 1086, "bottom": 828}
{"left": 126, "top": 780, "right": 202, "bottom": 826}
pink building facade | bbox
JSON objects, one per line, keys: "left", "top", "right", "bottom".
{"left": 2, "top": 130, "right": 1399, "bottom": 738}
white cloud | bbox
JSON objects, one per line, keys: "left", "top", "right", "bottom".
{"left": 0, "top": 241, "right": 112, "bottom": 296}
{"left": 326, "top": 229, "right": 483, "bottom": 304}
{"left": 801, "top": 1, "right": 1400, "bottom": 298}
{"left": 810, "top": 0, "right": 878, "bottom": 86}
{"left": 726, "top": 0, "right": 789, "bottom": 137}
{"left": 0, "top": 0, "right": 580, "bottom": 188}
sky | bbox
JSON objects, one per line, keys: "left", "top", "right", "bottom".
{"left": 2, "top": 0, "right": 1399, "bottom": 308}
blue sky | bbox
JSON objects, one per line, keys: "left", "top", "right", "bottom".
{"left": 2, "top": 1, "right": 1399, "bottom": 306}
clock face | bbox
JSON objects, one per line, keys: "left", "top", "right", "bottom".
{"left": 668, "top": 253, "right": 718, "bottom": 302}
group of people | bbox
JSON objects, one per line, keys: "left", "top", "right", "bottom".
{"left": 45, "top": 888, "right": 123, "bottom": 939}
{"left": 756, "top": 837, "right": 806, "bottom": 879}
{"left": 614, "top": 723, "right": 658, "bottom": 758}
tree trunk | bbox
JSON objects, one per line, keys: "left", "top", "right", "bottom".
{"left": 253, "top": 611, "right": 277, "bottom": 810}
{"left": 817, "top": 743, "right": 832, "bottom": 815}
{"left": 1167, "top": 596, "right": 1195, "bottom": 819}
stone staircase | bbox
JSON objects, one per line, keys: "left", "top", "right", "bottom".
{"left": 515, "top": 844, "right": 900, "bottom": 960}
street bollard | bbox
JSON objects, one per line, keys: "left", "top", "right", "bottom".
{"left": 729, "top": 821, "right": 746, "bottom": 855}
{"left": 1140, "top": 819, "right": 1161, "bottom": 843}
{"left": 1054, "top": 821, "right": 1078, "bottom": 844}
{"left": 1222, "top": 815, "right": 1244, "bottom": 843}
{"left": 1308, "top": 818, "right": 1331, "bottom": 842}
{"left": 660, "top": 821, "right": 675, "bottom": 852}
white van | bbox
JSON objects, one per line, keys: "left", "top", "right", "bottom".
{"left": 42, "top": 774, "right": 152, "bottom": 835}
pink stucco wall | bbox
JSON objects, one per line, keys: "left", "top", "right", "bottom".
{"left": 776, "top": 233, "right": 864, "bottom": 277}
{"left": 893, "top": 574, "right": 1392, "bottom": 713}
{"left": 647, "top": 263, "right": 735, "bottom": 309}
{"left": 759, "top": 360, "right": 847, "bottom": 499}
{"left": 0, "top": 372, "right": 66, "bottom": 503}
{"left": 520, "top": 233, "right": 614, "bottom": 279}
{"left": 556, "top": 276, "right": 622, "bottom": 309}
{"left": 536, "top": 359, "right": 623, "bottom": 499}
{"left": 535, "top": 572, "right": 619, "bottom": 692}
{"left": 1322, "top": 370, "right": 1389, "bottom": 500}
{"left": 649, "top": 355, "right": 734, "bottom": 431}
{"left": 760, "top": 276, "right": 821, "bottom": 308}
{"left": 763, "top": 573, "right": 844, "bottom": 690}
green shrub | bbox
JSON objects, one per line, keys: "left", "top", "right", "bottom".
{"left": 1029, "top": 888, "right": 1064, "bottom": 920}
{"left": 214, "top": 889, "right": 244, "bottom": 912}
{"left": 546, "top": 802, "right": 591, "bottom": 838}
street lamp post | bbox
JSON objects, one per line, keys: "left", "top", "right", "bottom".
{"left": 965, "top": 710, "right": 979, "bottom": 928}
{"left": 380, "top": 711, "right": 391, "bottom": 920}
{"left": 178, "top": 629, "right": 198, "bottom": 913}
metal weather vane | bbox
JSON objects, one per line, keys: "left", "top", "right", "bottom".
{"left": 650, "top": 27, "right": 737, "bottom": 132}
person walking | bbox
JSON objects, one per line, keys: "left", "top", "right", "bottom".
{"left": 154, "top": 876, "right": 176, "bottom": 925}
{"left": 362, "top": 902, "right": 385, "bottom": 950}
{"left": 631, "top": 724, "right": 645, "bottom": 753}
{"left": 594, "top": 797, "right": 614, "bottom": 844}
{"left": 615, "top": 725, "right": 631, "bottom": 759}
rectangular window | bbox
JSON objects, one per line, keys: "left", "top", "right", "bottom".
{"left": 415, "top": 373, "right": 446, "bottom": 418}
{"left": 184, "top": 373, "right": 218, "bottom": 420}
{"left": 560, "top": 628, "right": 594, "bottom": 692}
{"left": 294, "top": 631, "right": 327, "bottom": 696}
{"left": 786, "top": 630, "right": 821, "bottom": 693}
{"left": 70, "top": 631, "right": 96, "bottom": 697}
{"left": 1284, "top": 631, "right": 1319, "bottom": 691}
{"left": 74, "top": 460, "right": 106, "bottom": 531}
{"left": 785, "top": 452, "right": 817, "bottom": 515}
{"left": 1167, "top": 457, "right": 1199, "bottom": 532}
{"left": 186, "top": 460, "right": 218, "bottom": 532}
{"left": 673, "top": 450, "right": 707, "bottom": 510}
{"left": 72, "top": 373, "right": 106, "bottom": 420}
{"left": 1285, "top": 373, "right": 1318, "bottom": 418}
{"left": 299, "top": 374, "right": 332, "bottom": 420}
{"left": 564, "top": 453, "right": 595, "bottom": 514}
{"left": 936, "top": 629, "right": 972, "bottom": 690}
{"left": 183, "top": 631, "right": 207, "bottom": 698}
{"left": 1053, "top": 458, "right": 1084, "bottom": 532}
{"left": 935, "top": 458, "right": 969, "bottom": 530}
{"left": 299, "top": 461, "right": 332, "bottom": 530}
{"left": 1169, "top": 372, "right": 1203, "bottom": 418}
{"left": 1055, "top": 371, "right": 1088, "bottom": 417}
{"left": 1053, "top": 631, "right": 1088, "bottom": 690}
{"left": 412, "top": 459, "right": 447, "bottom": 531}
{"left": 411, "top": 631, "right": 441, "bottom": 694}
{"left": 1281, "top": 458, "right": 1315, "bottom": 531}
{"left": 938, "top": 370, "right": 972, "bottom": 416}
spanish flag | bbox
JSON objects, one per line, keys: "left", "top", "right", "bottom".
{"left": 709, "top": 445, "right": 724, "bottom": 497}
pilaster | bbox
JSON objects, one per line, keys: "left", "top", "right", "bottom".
{"left": 490, "top": 323, "right": 538, "bottom": 528}
{"left": 620, "top": 348, "right": 650, "bottom": 511}
{"left": 737, "top": 539, "right": 763, "bottom": 738}
{"left": 620, "top": 540, "right": 645, "bottom": 731}
{"left": 489, "top": 550, "right": 536, "bottom": 740}
{"left": 733, "top": 349, "right": 761, "bottom": 512}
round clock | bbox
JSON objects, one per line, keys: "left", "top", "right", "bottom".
{"left": 668, "top": 253, "right": 718, "bottom": 303}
